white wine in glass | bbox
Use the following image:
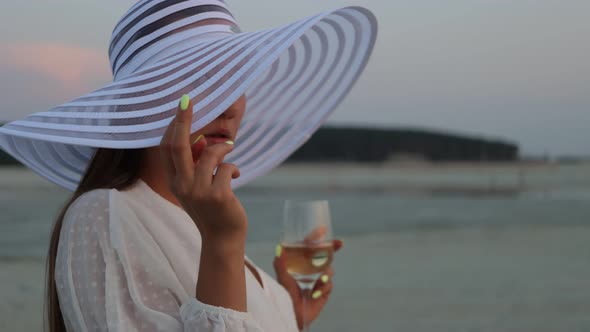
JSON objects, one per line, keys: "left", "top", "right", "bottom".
{"left": 282, "top": 243, "right": 334, "bottom": 285}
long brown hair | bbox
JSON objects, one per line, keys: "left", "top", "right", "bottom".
{"left": 45, "top": 148, "right": 145, "bottom": 331}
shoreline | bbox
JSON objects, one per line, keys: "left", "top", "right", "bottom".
{"left": 2, "top": 162, "right": 590, "bottom": 194}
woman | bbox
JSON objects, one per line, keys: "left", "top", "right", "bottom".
{"left": 0, "top": 1, "right": 377, "bottom": 331}
{"left": 49, "top": 95, "right": 339, "bottom": 331}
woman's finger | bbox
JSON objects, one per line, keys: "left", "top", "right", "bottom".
{"left": 213, "top": 163, "right": 240, "bottom": 189}
{"left": 273, "top": 246, "right": 299, "bottom": 293}
{"left": 333, "top": 239, "right": 343, "bottom": 252}
{"left": 191, "top": 135, "right": 207, "bottom": 164}
{"left": 304, "top": 226, "right": 328, "bottom": 244}
{"left": 171, "top": 95, "right": 195, "bottom": 181}
{"left": 311, "top": 280, "right": 333, "bottom": 300}
{"left": 159, "top": 116, "right": 177, "bottom": 179}
{"left": 193, "top": 142, "right": 235, "bottom": 188}
{"left": 314, "top": 267, "right": 334, "bottom": 290}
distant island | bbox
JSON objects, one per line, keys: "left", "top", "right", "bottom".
{"left": 0, "top": 124, "right": 518, "bottom": 167}
{"left": 286, "top": 126, "right": 517, "bottom": 163}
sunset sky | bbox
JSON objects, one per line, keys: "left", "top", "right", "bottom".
{"left": 0, "top": 0, "right": 588, "bottom": 156}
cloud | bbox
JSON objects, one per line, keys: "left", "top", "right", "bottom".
{"left": 0, "top": 42, "right": 112, "bottom": 101}
{"left": 0, "top": 42, "right": 113, "bottom": 120}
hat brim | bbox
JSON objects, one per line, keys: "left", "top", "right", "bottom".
{"left": 0, "top": 7, "right": 377, "bottom": 191}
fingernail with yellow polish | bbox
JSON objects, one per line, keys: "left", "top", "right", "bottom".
{"left": 180, "top": 94, "right": 190, "bottom": 111}
{"left": 312, "top": 290, "right": 322, "bottom": 300}
{"left": 192, "top": 135, "right": 204, "bottom": 145}
{"left": 275, "top": 245, "right": 282, "bottom": 258}
{"left": 225, "top": 141, "right": 235, "bottom": 146}
{"left": 321, "top": 274, "right": 329, "bottom": 283}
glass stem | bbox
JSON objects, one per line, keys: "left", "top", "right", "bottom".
{"left": 302, "top": 292, "right": 310, "bottom": 332}
{"left": 297, "top": 281, "right": 315, "bottom": 332}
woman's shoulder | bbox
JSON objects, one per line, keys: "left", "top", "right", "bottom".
{"left": 62, "top": 182, "right": 150, "bottom": 232}
{"left": 56, "top": 189, "right": 116, "bottom": 259}
{"left": 66, "top": 188, "right": 113, "bottom": 219}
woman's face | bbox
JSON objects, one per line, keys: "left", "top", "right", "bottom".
{"left": 190, "top": 95, "right": 246, "bottom": 145}
{"left": 142, "top": 95, "right": 247, "bottom": 177}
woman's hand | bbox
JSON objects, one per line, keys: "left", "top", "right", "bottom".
{"left": 273, "top": 239, "right": 343, "bottom": 330}
{"left": 159, "top": 95, "right": 248, "bottom": 311}
{"left": 159, "top": 95, "right": 247, "bottom": 242}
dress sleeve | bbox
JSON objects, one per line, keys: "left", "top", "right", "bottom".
{"left": 55, "top": 189, "right": 263, "bottom": 332}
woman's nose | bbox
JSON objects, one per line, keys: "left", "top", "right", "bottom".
{"left": 218, "top": 108, "right": 236, "bottom": 120}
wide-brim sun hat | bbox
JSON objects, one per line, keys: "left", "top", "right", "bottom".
{"left": 0, "top": 0, "right": 378, "bottom": 191}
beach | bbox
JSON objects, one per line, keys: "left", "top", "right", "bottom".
{"left": 1, "top": 163, "right": 590, "bottom": 331}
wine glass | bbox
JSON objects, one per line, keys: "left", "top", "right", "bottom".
{"left": 281, "top": 199, "right": 334, "bottom": 331}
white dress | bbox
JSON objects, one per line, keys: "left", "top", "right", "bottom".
{"left": 55, "top": 179, "right": 299, "bottom": 332}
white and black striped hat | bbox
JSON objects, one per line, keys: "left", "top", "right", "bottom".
{"left": 0, "top": 0, "right": 378, "bottom": 191}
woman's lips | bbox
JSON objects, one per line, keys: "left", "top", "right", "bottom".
{"left": 203, "top": 128, "right": 231, "bottom": 145}
{"left": 204, "top": 136, "right": 232, "bottom": 145}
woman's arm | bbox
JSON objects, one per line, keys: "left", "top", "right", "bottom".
{"left": 197, "top": 231, "right": 247, "bottom": 311}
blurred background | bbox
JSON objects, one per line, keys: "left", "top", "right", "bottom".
{"left": 1, "top": 0, "right": 589, "bottom": 331}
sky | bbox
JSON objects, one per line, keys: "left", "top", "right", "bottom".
{"left": 0, "top": 0, "right": 588, "bottom": 156}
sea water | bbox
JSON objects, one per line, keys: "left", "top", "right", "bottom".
{"left": 1, "top": 164, "right": 589, "bottom": 331}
